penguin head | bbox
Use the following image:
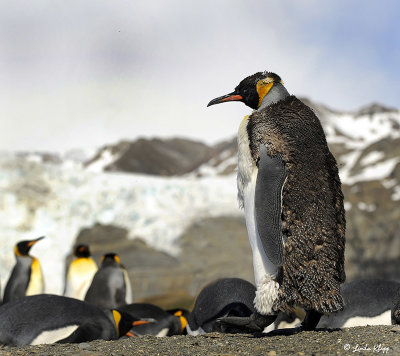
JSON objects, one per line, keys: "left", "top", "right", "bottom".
{"left": 100, "top": 253, "right": 121, "bottom": 267}
{"left": 14, "top": 236, "right": 45, "bottom": 256}
{"left": 207, "top": 71, "right": 284, "bottom": 110}
{"left": 112, "top": 310, "right": 150, "bottom": 337}
{"left": 172, "top": 309, "right": 189, "bottom": 334}
{"left": 74, "top": 244, "right": 91, "bottom": 258}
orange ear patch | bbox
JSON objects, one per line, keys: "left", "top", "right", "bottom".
{"left": 256, "top": 80, "right": 274, "bottom": 108}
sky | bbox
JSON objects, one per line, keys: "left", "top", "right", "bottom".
{"left": 0, "top": 0, "right": 399, "bottom": 154}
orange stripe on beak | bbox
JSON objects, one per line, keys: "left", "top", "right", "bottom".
{"left": 132, "top": 320, "right": 149, "bottom": 326}
{"left": 220, "top": 94, "right": 243, "bottom": 102}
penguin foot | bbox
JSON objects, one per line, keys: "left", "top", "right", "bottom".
{"left": 254, "top": 310, "right": 324, "bottom": 337}
{"left": 216, "top": 313, "right": 277, "bottom": 333}
{"left": 253, "top": 325, "right": 304, "bottom": 338}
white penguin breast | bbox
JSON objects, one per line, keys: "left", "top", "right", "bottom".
{"left": 155, "top": 328, "right": 170, "bottom": 337}
{"left": 341, "top": 310, "right": 392, "bottom": 328}
{"left": 30, "top": 325, "right": 79, "bottom": 345}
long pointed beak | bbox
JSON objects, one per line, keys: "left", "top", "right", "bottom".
{"left": 27, "top": 236, "right": 45, "bottom": 247}
{"left": 207, "top": 92, "right": 243, "bottom": 107}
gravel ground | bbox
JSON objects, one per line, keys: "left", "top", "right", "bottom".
{"left": 1, "top": 326, "right": 399, "bottom": 356}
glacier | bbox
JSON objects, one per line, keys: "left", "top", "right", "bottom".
{"left": 0, "top": 154, "right": 241, "bottom": 295}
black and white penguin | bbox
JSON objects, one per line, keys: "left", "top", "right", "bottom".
{"left": 208, "top": 72, "right": 346, "bottom": 333}
{"left": 318, "top": 279, "right": 400, "bottom": 328}
{"left": 186, "top": 278, "right": 257, "bottom": 335}
{"left": 266, "top": 279, "right": 400, "bottom": 331}
{"left": 118, "top": 303, "right": 188, "bottom": 337}
{"left": 0, "top": 294, "right": 148, "bottom": 346}
{"left": 84, "top": 253, "right": 132, "bottom": 309}
{"left": 3, "top": 236, "right": 45, "bottom": 304}
{"left": 64, "top": 244, "right": 98, "bottom": 300}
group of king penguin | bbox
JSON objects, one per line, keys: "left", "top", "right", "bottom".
{"left": 0, "top": 238, "right": 189, "bottom": 346}
{"left": 1, "top": 71, "right": 400, "bottom": 347}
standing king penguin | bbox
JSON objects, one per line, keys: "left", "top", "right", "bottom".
{"left": 208, "top": 72, "right": 346, "bottom": 332}
{"left": 84, "top": 253, "right": 132, "bottom": 310}
{"left": 3, "top": 236, "right": 45, "bottom": 304}
{"left": 64, "top": 244, "right": 98, "bottom": 300}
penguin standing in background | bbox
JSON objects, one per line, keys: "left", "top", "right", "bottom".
{"left": 3, "top": 236, "right": 45, "bottom": 304}
{"left": 84, "top": 253, "right": 132, "bottom": 310}
{"left": 64, "top": 244, "right": 98, "bottom": 300}
{"left": 187, "top": 278, "right": 256, "bottom": 335}
{"left": 118, "top": 303, "right": 188, "bottom": 337}
{"left": 208, "top": 71, "right": 346, "bottom": 333}
{"left": 0, "top": 294, "right": 148, "bottom": 346}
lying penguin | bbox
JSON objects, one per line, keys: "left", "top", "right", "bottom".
{"left": 0, "top": 294, "right": 149, "bottom": 346}
{"left": 118, "top": 303, "right": 188, "bottom": 337}
{"left": 266, "top": 278, "right": 400, "bottom": 332}
{"left": 318, "top": 278, "right": 400, "bottom": 328}
{"left": 84, "top": 253, "right": 132, "bottom": 309}
{"left": 186, "top": 277, "right": 256, "bottom": 335}
{"left": 3, "top": 236, "right": 45, "bottom": 304}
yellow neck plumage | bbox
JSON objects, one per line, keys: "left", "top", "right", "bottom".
{"left": 174, "top": 310, "right": 187, "bottom": 333}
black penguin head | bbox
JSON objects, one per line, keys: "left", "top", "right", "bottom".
{"left": 100, "top": 253, "right": 121, "bottom": 267}
{"left": 74, "top": 244, "right": 91, "bottom": 258}
{"left": 207, "top": 71, "right": 284, "bottom": 110}
{"left": 112, "top": 310, "right": 149, "bottom": 337}
{"left": 14, "top": 236, "right": 45, "bottom": 256}
{"left": 171, "top": 309, "right": 189, "bottom": 334}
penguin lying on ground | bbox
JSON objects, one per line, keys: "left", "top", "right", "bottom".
{"left": 186, "top": 278, "right": 256, "bottom": 335}
{"left": 84, "top": 253, "right": 132, "bottom": 309}
{"left": 64, "top": 244, "right": 98, "bottom": 300}
{"left": 319, "top": 279, "right": 400, "bottom": 328}
{"left": 118, "top": 303, "right": 189, "bottom": 337}
{"left": 3, "top": 236, "right": 45, "bottom": 304}
{"left": 0, "top": 294, "right": 149, "bottom": 346}
{"left": 208, "top": 71, "right": 346, "bottom": 334}
{"left": 266, "top": 278, "right": 400, "bottom": 331}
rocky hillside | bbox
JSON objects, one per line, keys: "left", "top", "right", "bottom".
{"left": 85, "top": 137, "right": 237, "bottom": 176}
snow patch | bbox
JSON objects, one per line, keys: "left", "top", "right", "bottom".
{"left": 86, "top": 149, "right": 120, "bottom": 173}
{"left": 360, "top": 151, "right": 385, "bottom": 166}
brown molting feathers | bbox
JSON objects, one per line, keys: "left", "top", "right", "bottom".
{"left": 247, "top": 96, "right": 346, "bottom": 314}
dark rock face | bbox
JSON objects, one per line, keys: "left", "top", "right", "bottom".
{"left": 85, "top": 137, "right": 238, "bottom": 176}
{"left": 343, "top": 178, "right": 400, "bottom": 282}
{"left": 85, "top": 138, "right": 236, "bottom": 176}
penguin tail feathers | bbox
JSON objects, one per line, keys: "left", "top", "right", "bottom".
{"left": 254, "top": 274, "right": 280, "bottom": 315}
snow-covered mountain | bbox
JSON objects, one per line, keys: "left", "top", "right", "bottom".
{"left": 1, "top": 99, "right": 399, "bottom": 297}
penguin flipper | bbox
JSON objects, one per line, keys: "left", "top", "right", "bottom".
{"left": 57, "top": 323, "right": 112, "bottom": 343}
{"left": 216, "top": 312, "right": 277, "bottom": 333}
{"left": 255, "top": 144, "right": 286, "bottom": 267}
